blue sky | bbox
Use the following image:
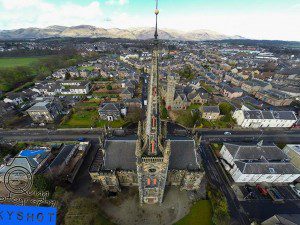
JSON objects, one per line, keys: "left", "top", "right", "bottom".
{"left": 0, "top": 0, "right": 300, "bottom": 41}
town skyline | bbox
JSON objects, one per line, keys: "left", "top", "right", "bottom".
{"left": 0, "top": 0, "right": 300, "bottom": 41}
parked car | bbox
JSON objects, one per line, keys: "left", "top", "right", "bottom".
{"left": 77, "top": 137, "right": 86, "bottom": 142}
{"left": 290, "top": 184, "right": 300, "bottom": 197}
{"left": 256, "top": 184, "right": 268, "bottom": 196}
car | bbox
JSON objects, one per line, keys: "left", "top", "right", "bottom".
{"left": 77, "top": 137, "right": 86, "bottom": 142}
{"left": 256, "top": 184, "right": 268, "bottom": 196}
{"left": 224, "top": 132, "right": 232, "bottom": 135}
{"left": 290, "top": 184, "right": 300, "bottom": 197}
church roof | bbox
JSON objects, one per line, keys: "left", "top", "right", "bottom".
{"left": 168, "top": 136, "right": 200, "bottom": 170}
{"left": 100, "top": 135, "right": 201, "bottom": 171}
{"left": 102, "top": 136, "right": 137, "bottom": 171}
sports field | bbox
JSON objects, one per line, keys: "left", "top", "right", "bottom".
{"left": 0, "top": 56, "right": 48, "bottom": 68}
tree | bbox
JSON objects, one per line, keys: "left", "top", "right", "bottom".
{"left": 106, "top": 84, "right": 113, "bottom": 90}
{"left": 33, "top": 175, "right": 54, "bottom": 194}
{"left": 219, "top": 102, "right": 233, "bottom": 115}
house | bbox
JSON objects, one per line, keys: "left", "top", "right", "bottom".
{"left": 233, "top": 109, "right": 297, "bottom": 128}
{"left": 68, "top": 67, "right": 80, "bottom": 78}
{"left": 219, "top": 83, "right": 243, "bottom": 99}
{"left": 119, "top": 88, "right": 134, "bottom": 100}
{"left": 4, "top": 92, "right": 25, "bottom": 105}
{"left": 27, "top": 98, "right": 63, "bottom": 123}
{"left": 0, "top": 101, "right": 18, "bottom": 126}
{"left": 201, "top": 106, "right": 220, "bottom": 120}
{"left": 79, "top": 69, "right": 90, "bottom": 78}
{"left": 262, "top": 214, "right": 300, "bottom": 225}
{"left": 124, "top": 98, "right": 142, "bottom": 109}
{"left": 255, "top": 89, "right": 294, "bottom": 106}
{"left": 60, "top": 81, "right": 91, "bottom": 95}
{"left": 99, "top": 102, "right": 126, "bottom": 121}
{"left": 219, "top": 142, "right": 300, "bottom": 184}
{"left": 283, "top": 145, "right": 300, "bottom": 171}
{"left": 224, "top": 74, "right": 245, "bottom": 86}
{"left": 205, "top": 72, "right": 221, "bottom": 84}
{"left": 52, "top": 69, "right": 67, "bottom": 79}
{"left": 0, "top": 147, "right": 52, "bottom": 181}
{"left": 241, "top": 79, "right": 272, "bottom": 94}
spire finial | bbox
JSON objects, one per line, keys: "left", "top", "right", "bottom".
{"left": 154, "top": 0, "right": 159, "bottom": 40}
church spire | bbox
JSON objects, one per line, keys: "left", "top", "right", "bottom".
{"left": 154, "top": 0, "right": 159, "bottom": 40}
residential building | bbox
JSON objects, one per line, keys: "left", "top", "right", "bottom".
{"left": 27, "top": 98, "right": 63, "bottom": 123}
{"left": 220, "top": 83, "right": 243, "bottom": 99}
{"left": 219, "top": 142, "right": 300, "bottom": 184}
{"left": 283, "top": 145, "right": 300, "bottom": 171}
{"left": 120, "top": 88, "right": 134, "bottom": 100}
{"left": 4, "top": 93, "right": 24, "bottom": 105}
{"left": 241, "top": 79, "right": 272, "bottom": 94}
{"left": 60, "top": 81, "right": 91, "bottom": 95}
{"left": 255, "top": 89, "right": 294, "bottom": 106}
{"left": 262, "top": 214, "right": 300, "bottom": 225}
{"left": 233, "top": 110, "right": 297, "bottom": 128}
{"left": 201, "top": 106, "right": 220, "bottom": 120}
{"left": 98, "top": 102, "right": 126, "bottom": 121}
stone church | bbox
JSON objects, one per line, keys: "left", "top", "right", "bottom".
{"left": 89, "top": 2, "right": 204, "bottom": 204}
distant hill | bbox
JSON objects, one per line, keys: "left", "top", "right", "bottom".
{"left": 0, "top": 25, "right": 244, "bottom": 41}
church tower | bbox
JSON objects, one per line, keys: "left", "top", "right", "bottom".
{"left": 136, "top": 0, "right": 170, "bottom": 204}
{"left": 165, "top": 74, "right": 179, "bottom": 110}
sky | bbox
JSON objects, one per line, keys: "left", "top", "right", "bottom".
{"left": 0, "top": 0, "right": 300, "bottom": 41}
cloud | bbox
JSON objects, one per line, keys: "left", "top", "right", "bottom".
{"left": 0, "top": 0, "right": 103, "bottom": 29}
{"left": 105, "top": 0, "right": 128, "bottom": 6}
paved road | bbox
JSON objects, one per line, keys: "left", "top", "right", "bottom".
{"left": 1, "top": 129, "right": 299, "bottom": 143}
{"left": 199, "top": 143, "right": 250, "bottom": 225}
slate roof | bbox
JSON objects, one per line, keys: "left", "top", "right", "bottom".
{"left": 100, "top": 135, "right": 201, "bottom": 171}
{"left": 168, "top": 136, "right": 200, "bottom": 170}
{"left": 46, "top": 145, "right": 75, "bottom": 172}
{"left": 102, "top": 136, "right": 137, "bottom": 171}
{"left": 202, "top": 106, "right": 220, "bottom": 113}
{"left": 235, "top": 161, "right": 299, "bottom": 174}
{"left": 224, "top": 143, "right": 288, "bottom": 161}
{"left": 243, "top": 110, "right": 297, "bottom": 120}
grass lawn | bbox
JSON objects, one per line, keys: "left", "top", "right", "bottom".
{"left": 0, "top": 56, "right": 49, "bottom": 68}
{"left": 78, "top": 66, "right": 94, "bottom": 71}
{"left": 60, "top": 101, "right": 128, "bottom": 128}
{"left": 174, "top": 200, "right": 213, "bottom": 225}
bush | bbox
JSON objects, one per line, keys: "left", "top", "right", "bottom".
{"left": 219, "top": 102, "right": 233, "bottom": 115}
{"left": 106, "top": 84, "right": 113, "bottom": 90}
{"left": 207, "top": 185, "right": 230, "bottom": 225}
{"left": 33, "top": 175, "right": 54, "bottom": 195}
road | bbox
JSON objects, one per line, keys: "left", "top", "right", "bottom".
{"left": 1, "top": 129, "right": 299, "bottom": 143}
{"left": 199, "top": 143, "right": 250, "bottom": 225}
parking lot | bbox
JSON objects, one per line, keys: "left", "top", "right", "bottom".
{"left": 239, "top": 185, "right": 299, "bottom": 201}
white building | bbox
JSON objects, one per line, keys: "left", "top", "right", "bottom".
{"left": 59, "top": 81, "right": 91, "bottom": 95}
{"left": 219, "top": 142, "right": 300, "bottom": 184}
{"left": 233, "top": 110, "right": 297, "bottom": 128}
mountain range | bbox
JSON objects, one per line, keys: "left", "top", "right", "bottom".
{"left": 0, "top": 25, "right": 244, "bottom": 41}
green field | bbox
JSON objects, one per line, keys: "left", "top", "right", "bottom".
{"left": 0, "top": 56, "right": 48, "bottom": 68}
{"left": 174, "top": 200, "right": 213, "bottom": 225}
